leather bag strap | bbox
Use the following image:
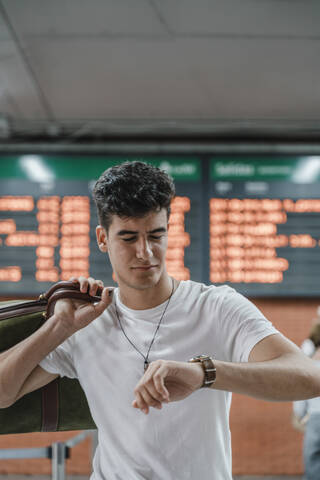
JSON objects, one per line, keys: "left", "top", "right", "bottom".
{"left": 42, "top": 280, "right": 103, "bottom": 301}
{"left": 41, "top": 378, "right": 59, "bottom": 432}
{"left": 45, "top": 289, "right": 102, "bottom": 319}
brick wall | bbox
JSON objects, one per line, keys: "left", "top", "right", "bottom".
{"left": 0, "top": 298, "right": 317, "bottom": 476}
{"left": 231, "top": 297, "right": 319, "bottom": 476}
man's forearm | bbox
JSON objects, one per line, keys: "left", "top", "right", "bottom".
{"left": 0, "top": 314, "right": 70, "bottom": 407}
{"left": 0, "top": 282, "right": 111, "bottom": 408}
{"left": 212, "top": 353, "right": 320, "bottom": 401}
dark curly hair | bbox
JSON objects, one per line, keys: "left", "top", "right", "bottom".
{"left": 93, "top": 161, "right": 175, "bottom": 232}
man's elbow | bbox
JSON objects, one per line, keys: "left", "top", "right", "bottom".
{"left": 303, "top": 362, "right": 320, "bottom": 399}
{"left": 0, "top": 396, "right": 16, "bottom": 409}
{"left": 309, "top": 375, "right": 320, "bottom": 398}
{"left": 285, "top": 353, "right": 320, "bottom": 400}
{"left": 0, "top": 383, "right": 18, "bottom": 408}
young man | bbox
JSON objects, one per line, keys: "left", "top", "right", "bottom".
{"left": 0, "top": 161, "right": 320, "bottom": 480}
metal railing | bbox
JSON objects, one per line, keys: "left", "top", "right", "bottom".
{"left": 0, "top": 430, "right": 97, "bottom": 480}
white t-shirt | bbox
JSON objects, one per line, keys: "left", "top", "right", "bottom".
{"left": 40, "top": 280, "right": 278, "bottom": 480}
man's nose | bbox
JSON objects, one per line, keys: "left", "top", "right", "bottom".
{"left": 136, "top": 238, "right": 152, "bottom": 260}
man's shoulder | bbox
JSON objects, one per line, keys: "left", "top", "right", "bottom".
{"left": 179, "top": 279, "right": 236, "bottom": 295}
{"left": 177, "top": 280, "right": 239, "bottom": 305}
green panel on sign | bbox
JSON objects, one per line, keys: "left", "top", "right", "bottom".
{"left": 0, "top": 156, "right": 118, "bottom": 180}
{"left": 142, "top": 157, "right": 200, "bottom": 181}
{"left": 0, "top": 156, "right": 200, "bottom": 182}
{"left": 210, "top": 156, "right": 320, "bottom": 183}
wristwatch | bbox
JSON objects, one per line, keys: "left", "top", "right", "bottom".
{"left": 188, "top": 355, "right": 216, "bottom": 388}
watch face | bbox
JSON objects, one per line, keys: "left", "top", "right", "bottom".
{"left": 189, "top": 355, "right": 210, "bottom": 362}
{"left": 197, "top": 355, "right": 209, "bottom": 361}
{"left": 189, "top": 356, "right": 200, "bottom": 362}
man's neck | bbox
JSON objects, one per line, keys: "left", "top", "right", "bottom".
{"left": 118, "top": 276, "right": 176, "bottom": 310}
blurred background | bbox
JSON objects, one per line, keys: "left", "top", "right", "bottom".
{"left": 1, "top": 0, "right": 320, "bottom": 478}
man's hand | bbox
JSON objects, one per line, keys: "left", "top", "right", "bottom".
{"left": 52, "top": 276, "right": 113, "bottom": 335}
{"left": 132, "top": 360, "right": 204, "bottom": 414}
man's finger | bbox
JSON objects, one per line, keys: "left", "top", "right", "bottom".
{"left": 144, "top": 361, "right": 170, "bottom": 402}
{"left": 87, "top": 277, "right": 105, "bottom": 296}
{"left": 77, "top": 276, "right": 89, "bottom": 293}
{"left": 153, "top": 365, "right": 170, "bottom": 402}
{"left": 134, "top": 391, "right": 149, "bottom": 414}
{"left": 92, "top": 288, "right": 113, "bottom": 316}
{"left": 137, "top": 387, "right": 162, "bottom": 411}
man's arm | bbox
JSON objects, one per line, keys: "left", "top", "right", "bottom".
{"left": 0, "top": 315, "right": 73, "bottom": 408}
{"left": 212, "top": 333, "right": 320, "bottom": 401}
{"left": 0, "top": 279, "right": 111, "bottom": 408}
{"left": 132, "top": 333, "right": 320, "bottom": 414}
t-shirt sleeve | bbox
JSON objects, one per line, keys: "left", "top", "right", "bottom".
{"left": 39, "top": 338, "right": 77, "bottom": 379}
{"left": 216, "top": 286, "right": 280, "bottom": 363}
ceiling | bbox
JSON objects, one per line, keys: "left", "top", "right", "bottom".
{"left": 0, "top": 0, "right": 319, "bottom": 143}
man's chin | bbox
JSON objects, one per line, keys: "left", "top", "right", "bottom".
{"left": 125, "top": 272, "right": 161, "bottom": 290}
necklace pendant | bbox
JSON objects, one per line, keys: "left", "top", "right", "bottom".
{"left": 115, "top": 278, "right": 174, "bottom": 377}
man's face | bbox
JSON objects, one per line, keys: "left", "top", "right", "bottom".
{"left": 96, "top": 209, "right": 169, "bottom": 290}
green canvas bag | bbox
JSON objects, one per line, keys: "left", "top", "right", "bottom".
{"left": 0, "top": 281, "right": 99, "bottom": 434}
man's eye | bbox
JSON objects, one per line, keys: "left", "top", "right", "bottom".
{"left": 122, "top": 235, "right": 163, "bottom": 242}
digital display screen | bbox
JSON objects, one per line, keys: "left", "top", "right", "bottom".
{"left": 2, "top": 155, "right": 320, "bottom": 297}
{"left": 0, "top": 156, "right": 203, "bottom": 296}
{"left": 210, "top": 157, "right": 320, "bottom": 296}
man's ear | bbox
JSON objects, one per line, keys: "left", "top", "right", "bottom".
{"left": 96, "top": 225, "right": 108, "bottom": 252}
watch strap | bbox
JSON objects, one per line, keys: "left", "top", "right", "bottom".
{"left": 188, "top": 355, "right": 216, "bottom": 388}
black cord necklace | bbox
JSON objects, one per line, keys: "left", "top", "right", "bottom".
{"left": 114, "top": 278, "right": 175, "bottom": 373}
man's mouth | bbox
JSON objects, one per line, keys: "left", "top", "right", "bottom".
{"left": 131, "top": 265, "right": 157, "bottom": 270}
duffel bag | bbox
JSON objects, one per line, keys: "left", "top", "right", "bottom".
{"left": 0, "top": 281, "right": 99, "bottom": 434}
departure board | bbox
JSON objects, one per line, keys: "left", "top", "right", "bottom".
{"left": 0, "top": 156, "right": 203, "bottom": 296}
{"left": 210, "top": 157, "right": 320, "bottom": 296}
{"left": 2, "top": 154, "right": 320, "bottom": 298}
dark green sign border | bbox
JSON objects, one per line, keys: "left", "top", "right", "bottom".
{"left": 210, "top": 156, "right": 320, "bottom": 182}
{"left": 0, "top": 156, "right": 200, "bottom": 182}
